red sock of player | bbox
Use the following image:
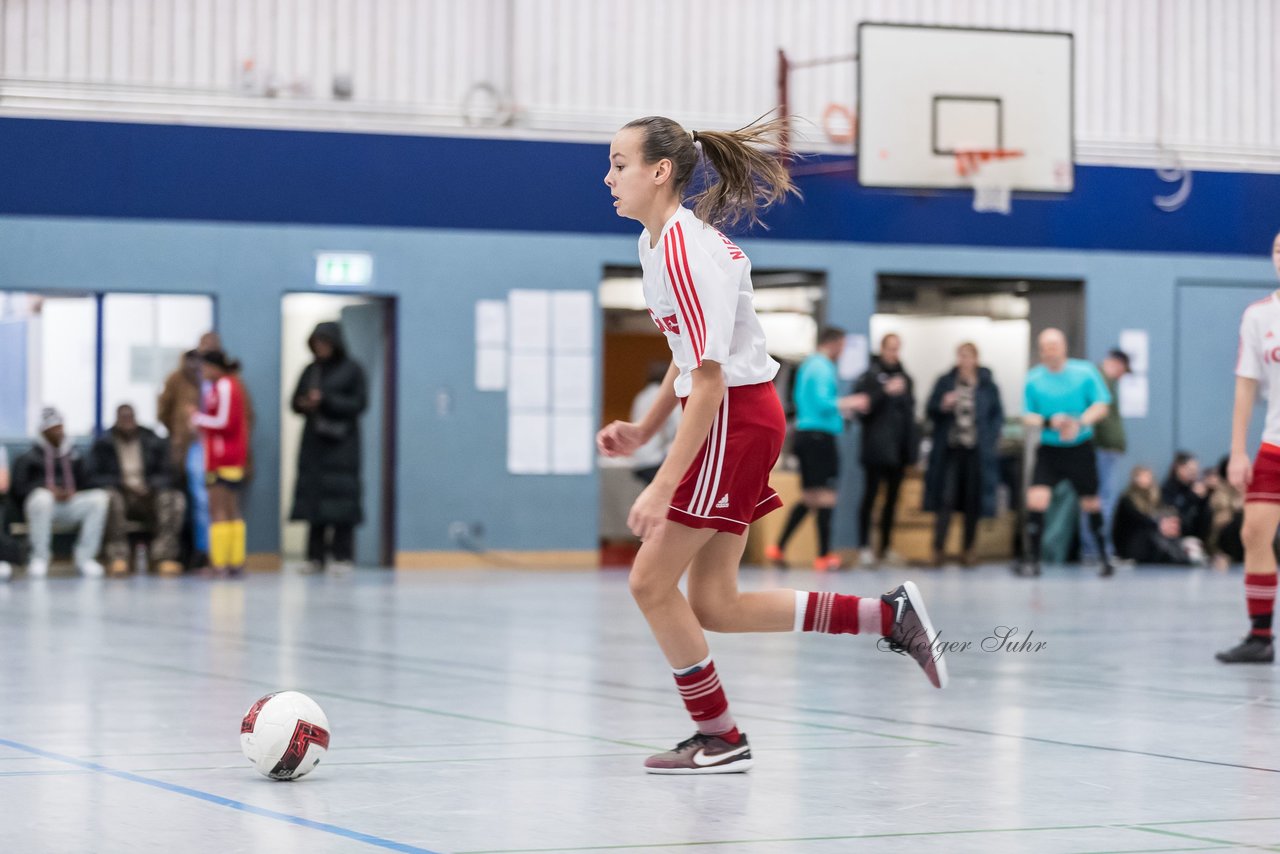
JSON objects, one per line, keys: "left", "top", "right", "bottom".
{"left": 1245, "top": 572, "right": 1277, "bottom": 639}
{"left": 672, "top": 656, "right": 740, "bottom": 743}
{"left": 794, "top": 591, "right": 893, "bottom": 636}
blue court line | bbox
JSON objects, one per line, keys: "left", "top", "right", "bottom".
{"left": 0, "top": 737, "right": 444, "bottom": 854}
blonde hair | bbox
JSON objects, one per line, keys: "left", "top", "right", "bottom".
{"left": 622, "top": 113, "right": 799, "bottom": 231}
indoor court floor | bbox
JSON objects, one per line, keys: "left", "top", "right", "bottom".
{"left": 1, "top": 563, "right": 1277, "bottom": 853}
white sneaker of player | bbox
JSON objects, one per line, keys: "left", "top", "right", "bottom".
{"left": 79, "top": 559, "right": 105, "bottom": 578}
{"left": 27, "top": 558, "right": 49, "bottom": 578}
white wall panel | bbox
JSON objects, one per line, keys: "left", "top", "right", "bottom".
{"left": 0, "top": 0, "right": 1276, "bottom": 172}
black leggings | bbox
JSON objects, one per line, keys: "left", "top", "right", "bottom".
{"left": 307, "top": 522, "right": 355, "bottom": 563}
{"left": 859, "top": 464, "right": 905, "bottom": 550}
{"left": 933, "top": 447, "right": 982, "bottom": 553}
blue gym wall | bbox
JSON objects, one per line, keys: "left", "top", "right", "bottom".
{"left": 0, "top": 117, "right": 1275, "bottom": 554}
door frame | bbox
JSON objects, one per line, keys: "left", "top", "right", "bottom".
{"left": 280, "top": 291, "right": 398, "bottom": 567}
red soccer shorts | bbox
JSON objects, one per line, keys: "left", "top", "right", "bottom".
{"left": 667, "top": 381, "right": 786, "bottom": 535}
{"left": 1247, "top": 443, "right": 1280, "bottom": 504}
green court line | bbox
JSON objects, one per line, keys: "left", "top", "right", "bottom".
{"left": 455, "top": 818, "right": 1280, "bottom": 854}
{"left": 1067, "top": 846, "right": 1232, "bottom": 854}
{"left": 65, "top": 603, "right": 1280, "bottom": 773}
{"left": 1127, "top": 825, "right": 1280, "bottom": 852}
{"left": 101, "top": 647, "right": 945, "bottom": 748}
{"left": 79, "top": 611, "right": 944, "bottom": 747}
{"left": 0, "top": 742, "right": 924, "bottom": 778}
{"left": 454, "top": 822, "right": 1116, "bottom": 853}
{"left": 107, "top": 656, "right": 662, "bottom": 751}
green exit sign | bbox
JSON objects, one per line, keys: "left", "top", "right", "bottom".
{"left": 315, "top": 252, "right": 373, "bottom": 287}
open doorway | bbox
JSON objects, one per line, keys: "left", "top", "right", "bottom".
{"left": 871, "top": 273, "right": 1084, "bottom": 563}
{"left": 280, "top": 293, "right": 397, "bottom": 568}
{"left": 596, "top": 266, "right": 827, "bottom": 565}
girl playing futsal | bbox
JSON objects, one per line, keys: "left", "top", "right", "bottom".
{"left": 1218, "top": 229, "right": 1280, "bottom": 663}
{"left": 597, "top": 115, "right": 947, "bottom": 774}
{"left": 191, "top": 350, "right": 249, "bottom": 577}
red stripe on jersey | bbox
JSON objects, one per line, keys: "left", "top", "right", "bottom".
{"left": 663, "top": 234, "right": 703, "bottom": 361}
{"left": 670, "top": 223, "right": 708, "bottom": 366}
{"left": 664, "top": 229, "right": 706, "bottom": 363}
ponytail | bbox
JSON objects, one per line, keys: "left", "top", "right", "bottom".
{"left": 689, "top": 115, "right": 799, "bottom": 231}
{"left": 622, "top": 112, "right": 799, "bottom": 231}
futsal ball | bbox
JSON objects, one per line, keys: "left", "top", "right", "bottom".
{"left": 239, "top": 691, "right": 331, "bottom": 780}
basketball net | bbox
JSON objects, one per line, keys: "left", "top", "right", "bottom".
{"left": 954, "top": 149, "right": 1023, "bottom": 215}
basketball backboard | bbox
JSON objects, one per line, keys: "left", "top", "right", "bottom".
{"left": 857, "top": 24, "right": 1073, "bottom": 194}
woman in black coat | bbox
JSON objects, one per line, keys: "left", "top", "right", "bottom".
{"left": 853, "top": 333, "right": 918, "bottom": 564}
{"left": 290, "top": 322, "right": 368, "bottom": 571}
{"left": 923, "top": 342, "right": 1004, "bottom": 566}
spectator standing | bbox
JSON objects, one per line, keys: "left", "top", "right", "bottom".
{"left": 1015, "top": 328, "right": 1113, "bottom": 577}
{"left": 158, "top": 348, "right": 208, "bottom": 567}
{"left": 923, "top": 342, "right": 1005, "bottom": 567}
{"left": 1079, "top": 349, "right": 1130, "bottom": 563}
{"left": 290, "top": 323, "right": 368, "bottom": 574}
{"left": 853, "top": 333, "right": 917, "bottom": 567}
{"left": 191, "top": 351, "right": 249, "bottom": 576}
{"left": 766, "top": 327, "right": 864, "bottom": 571}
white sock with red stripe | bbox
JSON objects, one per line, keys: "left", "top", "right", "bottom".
{"left": 672, "top": 655, "right": 741, "bottom": 743}
{"left": 794, "top": 591, "right": 892, "bottom": 635}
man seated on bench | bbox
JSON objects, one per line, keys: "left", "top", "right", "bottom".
{"left": 10, "top": 407, "right": 109, "bottom": 577}
{"left": 0, "top": 445, "right": 29, "bottom": 581}
{"left": 89, "top": 404, "right": 188, "bottom": 576}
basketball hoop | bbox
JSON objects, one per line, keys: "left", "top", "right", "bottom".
{"left": 954, "top": 149, "right": 1023, "bottom": 215}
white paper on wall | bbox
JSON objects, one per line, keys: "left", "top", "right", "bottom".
{"left": 1119, "top": 329, "right": 1149, "bottom": 374}
{"left": 509, "top": 290, "right": 551, "bottom": 351}
{"left": 476, "top": 347, "right": 506, "bottom": 391}
{"left": 838, "top": 334, "right": 869, "bottom": 381}
{"left": 508, "top": 412, "right": 550, "bottom": 474}
{"left": 552, "top": 413, "right": 594, "bottom": 474}
{"left": 552, "top": 291, "right": 595, "bottom": 353}
{"left": 553, "top": 354, "right": 593, "bottom": 412}
{"left": 1118, "top": 373, "right": 1149, "bottom": 418}
{"left": 508, "top": 353, "right": 550, "bottom": 410}
{"left": 476, "top": 300, "right": 507, "bottom": 348}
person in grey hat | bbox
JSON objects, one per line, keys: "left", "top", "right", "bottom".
{"left": 9, "top": 407, "right": 109, "bottom": 577}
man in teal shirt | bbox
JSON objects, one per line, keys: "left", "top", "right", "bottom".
{"left": 767, "top": 327, "right": 863, "bottom": 570}
{"left": 1016, "top": 328, "right": 1113, "bottom": 577}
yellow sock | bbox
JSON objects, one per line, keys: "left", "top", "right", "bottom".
{"left": 210, "top": 522, "right": 230, "bottom": 568}
{"left": 230, "top": 520, "right": 246, "bottom": 567}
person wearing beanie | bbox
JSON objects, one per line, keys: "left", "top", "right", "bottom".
{"left": 9, "top": 407, "right": 109, "bottom": 577}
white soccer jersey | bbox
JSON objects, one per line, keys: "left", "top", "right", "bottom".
{"left": 638, "top": 206, "right": 779, "bottom": 398}
{"left": 1235, "top": 291, "right": 1280, "bottom": 445}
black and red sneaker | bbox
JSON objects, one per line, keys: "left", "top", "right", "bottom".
{"left": 643, "top": 732, "right": 753, "bottom": 775}
{"left": 881, "top": 581, "right": 949, "bottom": 688}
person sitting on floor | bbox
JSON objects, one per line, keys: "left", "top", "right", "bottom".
{"left": 1112, "top": 465, "right": 1195, "bottom": 566}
